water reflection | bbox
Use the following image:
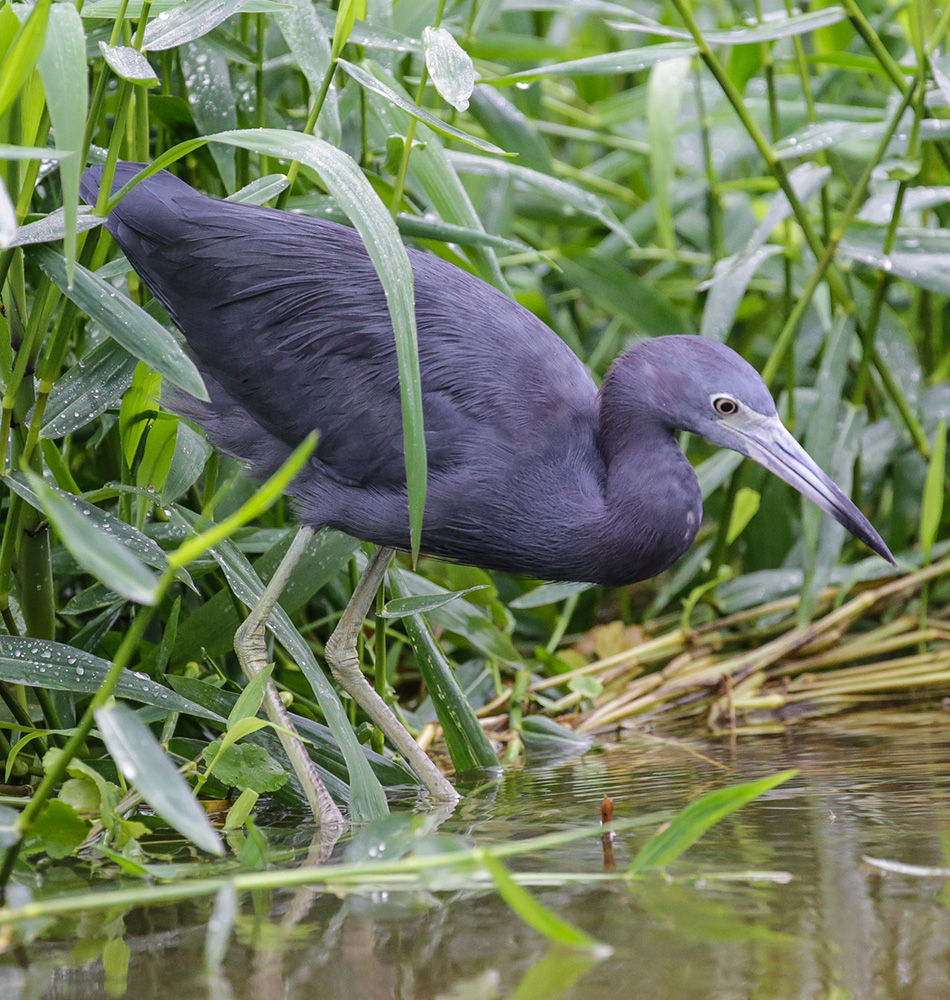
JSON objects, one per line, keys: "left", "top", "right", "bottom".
{"left": 3, "top": 712, "right": 950, "bottom": 1000}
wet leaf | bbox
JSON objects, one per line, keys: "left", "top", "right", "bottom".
{"left": 29, "top": 245, "right": 208, "bottom": 401}
{"left": 202, "top": 740, "right": 288, "bottom": 792}
{"left": 0, "top": 635, "right": 223, "bottom": 720}
{"left": 95, "top": 702, "right": 224, "bottom": 855}
{"left": 0, "top": 0, "right": 50, "bottom": 121}
{"left": 610, "top": 7, "right": 847, "bottom": 45}
{"left": 24, "top": 470, "right": 159, "bottom": 605}
{"left": 37, "top": 2, "right": 86, "bottom": 283}
{"left": 0, "top": 178, "right": 14, "bottom": 248}
{"left": 98, "top": 43, "right": 158, "bottom": 85}
{"left": 509, "top": 580, "right": 593, "bottom": 609}
{"left": 338, "top": 59, "right": 505, "bottom": 154}
{"left": 142, "top": 0, "right": 256, "bottom": 52}
{"left": 491, "top": 41, "right": 697, "bottom": 85}
{"left": 379, "top": 585, "right": 489, "bottom": 618}
{"left": 647, "top": 56, "right": 691, "bottom": 251}
{"left": 423, "top": 26, "right": 475, "bottom": 113}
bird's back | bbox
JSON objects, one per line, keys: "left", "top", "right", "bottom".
{"left": 83, "top": 164, "right": 608, "bottom": 577}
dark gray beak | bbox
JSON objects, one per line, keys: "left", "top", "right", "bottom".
{"left": 735, "top": 416, "right": 896, "bottom": 567}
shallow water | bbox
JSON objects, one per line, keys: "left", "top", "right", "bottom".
{"left": 4, "top": 712, "right": 950, "bottom": 1000}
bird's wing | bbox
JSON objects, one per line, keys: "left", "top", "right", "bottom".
{"left": 87, "top": 165, "right": 598, "bottom": 488}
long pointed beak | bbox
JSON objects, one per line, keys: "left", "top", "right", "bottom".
{"left": 734, "top": 416, "right": 896, "bottom": 567}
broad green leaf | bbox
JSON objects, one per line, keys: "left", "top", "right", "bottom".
{"left": 921, "top": 419, "right": 947, "bottom": 561}
{"left": 36, "top": 2, "right": 86, "bottom": 283}
{"left": 423, "top": 26, "right": 475, "bottom": 113}
{"left": 481, "top": 852, "right": 610, "bottom": 955}
{"left": 0, "top": 0, "right": 50, "bottom": 121}
{"left": 468, "top": 86, "right": 552, "bottom": 172}
{"left": 95, "top": 702, "right": 224, "bottom": 855}
{"left": 202, "top": 741, "right": 288, "bottom": 793}
{"left": 24, "top": 470, "right": 159, "bottom": 605}
{"left": 330, "top": 0, "right": 366, "bottom": 60}
{"left": 647, "top": 56, "right": 691, "bottom": 252}
{"left": 227, "top": 173, "right": 289, "bottom": 205}
{"left": 29, "top": 245, "right": 208, "bottom": 401}
{"left": 629, "top": 770, "right": 796, "bottom": 872}
{"left": 274, "top": 0, "right": 339, "bottom": 144}
{"left": 98, "top": 42, "right": 159, "bottom": 85}
{"left": 490, "top": 41, "right": 697, "bottom": 85}
{"left": 379, "top": 585, "right": 488, "bottom": 618}
{"left": 838, "top": 229, "right": 950, "bottom": 296}
{"left": 181, "top": 41, "right": 236, "bottom": 189}
{"left": 142, "top": 0, "right": 256, "bottom": 51}
{"left": 28, "top": 799, "right": 88, "bottom": 859}
{"left": 338, "top": 59, "right": 505, "bottom": 155}
{"left": 0, "top": 635, "right": 222, "bottom": 719}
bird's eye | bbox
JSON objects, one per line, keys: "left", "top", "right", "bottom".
{"left": 713, "top": 396, "right": 738, "bottom": 416}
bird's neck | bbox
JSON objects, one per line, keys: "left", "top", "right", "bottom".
{"left": 593, "top": 415, "right": 703, "bottom": 587}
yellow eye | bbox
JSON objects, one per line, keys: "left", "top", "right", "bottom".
{"left": 713, "top": 396, "right": 738, "bottom": 416}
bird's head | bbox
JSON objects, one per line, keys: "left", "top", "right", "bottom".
{"left": 615, "top": 335, "right": 896, "bottom": 566}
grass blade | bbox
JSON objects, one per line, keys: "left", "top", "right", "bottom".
{"left": 629, "top": 770, "right": 796, "bottom": 873}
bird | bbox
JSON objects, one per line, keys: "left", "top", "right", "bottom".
{"left": 80, "top": 162, "right": 895, "bottom": 820}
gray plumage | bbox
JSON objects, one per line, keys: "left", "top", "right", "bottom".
{"left": 80, "top": 163, "right": 894, "bottom": 586}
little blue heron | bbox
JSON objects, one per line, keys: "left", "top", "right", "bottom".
{"left": 81, "top": 163, "right": 894, "bottom": 821}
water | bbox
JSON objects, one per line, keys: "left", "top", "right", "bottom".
{"left": 5, "top": 713, "right": 950, "bottom": 999}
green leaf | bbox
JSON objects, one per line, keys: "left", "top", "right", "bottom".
{"left": 95, "top": 702, "right": 224, "bottom": 855}
{"left": 921, "top": 418, "right": 947, "bottom": 562}
{"left": 390, "top": 581, "right": 498, "bottom": 773}
{"left": 24, "top": 470, "right": 159, "bottom": 605}
{"left": 0, "top": 178, "right": 14, "bottom": 248}
{"left": 490, "top": 41, "right": 697, "bottom": 85}
{"left": 423, "top": 26, "right": 475, "bottom": 113}
{"left": 338, "top": 59, "right": 506, "bottom": 155}
{"left": 330, "top": 0, "right": 366, "bottom": 60}
{"left": 509, "top": 580, "right": 593, "bottom": 609}
{"left": 0, "top": 805, "right": 21, "bottom": 848}
{"left": 29, "top": 245, "right": 209, "bottom": 401}
{"left": 447, "top": 152, "right": 633, "bottom": 246}
{"left": 481, "top": 851, "right": 611, "bottom": 955}
{"left": 647, "top": 55, "right": 691, "bottom": 252}
{"left": 379, "top": 585, "right": 488, "bottom": 618}
{"left": 726, "top": 487, "right": 761, "bottom": 545}
{"left": 0, "top": 0, "right": 50, "bottom": 121}
{"left": 228, "top": 662, "right": 273, "bottom": 728}
{"left": 40, "top": 338, "right": 137, "bottom": 439}
{"left": 0, "top": 635, "right": 223, "bottom": 720}
{"left": 28, "top": 799, "right": 88, "bottom": 859}
{"left": 610, "top": 7, "right": 847, "bottom": 45}
{"left": 629, "top": 770, "right": 796, "bottom": 873}
{"left": 98, "top": 42, "right": 159, "bottom": 85}
{"left": 36, "top": 2, "right": 87, "bottom": 284}
{"left": 203, "top": 741, "right": 288, "bottom": 793}
{"left": 142, "top": 0, "right": 255, "bottom": 51}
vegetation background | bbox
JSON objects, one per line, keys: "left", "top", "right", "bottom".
{"left": 0, "top": 0, "right": 947, "bottom": 878}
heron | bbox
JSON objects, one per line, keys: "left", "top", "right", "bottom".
{"left": 80, "top": 163, "right": 894, "bottom": 823}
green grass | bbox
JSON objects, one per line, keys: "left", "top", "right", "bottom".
{"left": 0, "top": 0, "right": 946, "bottom": 884}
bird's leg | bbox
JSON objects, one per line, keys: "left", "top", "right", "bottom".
{"left": 325, "top": 546, "right": 458, "bottom": 802}
{"left": 234, "top": 525, "right": 345, "bottom": 829}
